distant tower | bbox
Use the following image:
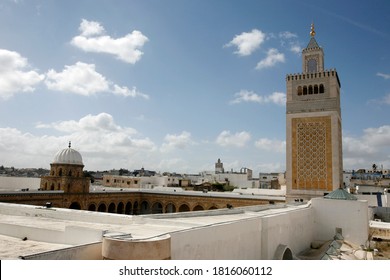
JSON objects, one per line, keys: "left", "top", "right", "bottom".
{"left": 215, "top": 158, "right": 224, "bottom": 173}
{"left": 40, "top": 142, "right": 90, "bottom": 193}
{"left": 286, "top": 24, "right": 343, "bottom": 201}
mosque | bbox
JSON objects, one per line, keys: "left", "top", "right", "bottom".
{"left": 0, "top": 25, "right": 389, "bottom": 260}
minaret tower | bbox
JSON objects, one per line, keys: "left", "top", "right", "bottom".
{"left": 286, "top": 24, "right": 343, "bottom": 201}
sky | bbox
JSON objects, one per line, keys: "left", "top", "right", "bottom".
{"left": 0, "top": 0, "right": 390, "bottom": 175}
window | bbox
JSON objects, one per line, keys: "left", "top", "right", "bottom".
{"left": 314, "top": 85, "right": 318, "bottom": 94}
{"left": 297, "top": 86, "right": 303, "bottom": 96}
{"left": 303, "top": 86, "right": 307, "bottom": 95}
{"left": 308, "top": 85, "right": 313, "bottom": 94}
{"left": 319, "top": 84, "right": 324, "bottom": 93}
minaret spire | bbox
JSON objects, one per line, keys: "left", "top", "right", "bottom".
{"left": 310, "top": 22, "right": 316, "bottom": 37}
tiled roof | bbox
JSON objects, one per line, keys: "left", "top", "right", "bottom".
{"left": 324, "top": 188, "right": 357, "bottom": 200}
{"left": 306, "top": 37, "right": 320, "bottom": 49}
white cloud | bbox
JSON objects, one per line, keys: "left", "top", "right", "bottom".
{"left": 255, "top": 138, "right": 286, "bottom": 153}
{"left": 279, "top": 31, "right": 297, "bottom": 39}
{"left": 216, "top": 130, "right": 251, "bottom": 148}
{"left": 377, "top": 72, "right": 390, "bottom": 80}
{"left": 343, "top": 125, "right": 390, "bottom": 170}
{"left": 279, "top": 31, "right": 301, "bottom": 54}
{"left": 0, "top": 49, "right": 44, "bottom": 99}
{"left": 230, "top": 90, "right": 286, "bottom": 106}
{"left": 161, "top": 131, "right": 194, "bottom": 152}
{"left": 45, "top": 62, "right": 109, "bottom": 95}
{"left": 79, "top": 18, "right": 105, "bottom": 37}
{"left": 225, "top": 29, "right": 266, "bottom": 56}
{"left": 71, "top": 19, "right": 149, "bottom": 64}
{"left": 30, "top": 113, "right": 157, "bottom": 168}
{"left": 256, "top": 48, "right": 285, "bottom": 69}
{"left": 112, "top": 85, "right": 149, "bottom": 99}
{"left": 45, "top": 62, "right": 149, "bottom": 99}
{"left": 289, "top": 42, "right": 302, "bottom": 54}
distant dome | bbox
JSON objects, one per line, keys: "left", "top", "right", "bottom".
{"left": 53, "top": 142, "right": 83, "bottom": 165}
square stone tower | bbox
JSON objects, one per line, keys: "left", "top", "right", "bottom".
{"left": 286, "top": 24, "right": 343, "bottom": 201}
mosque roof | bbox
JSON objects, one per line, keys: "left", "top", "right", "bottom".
{"left": 324, "top": 188, "right": 357, "bottom": 200}
{"left": 52, "top": 142, "right": 83, "bottom": 165}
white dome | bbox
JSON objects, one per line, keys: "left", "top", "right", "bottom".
{"left": 53, "top": 144, "right": 83, "bottom": 165}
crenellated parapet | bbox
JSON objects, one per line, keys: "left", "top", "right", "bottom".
{"left": 286, "top": 69, "right": 340, "bottom": 87}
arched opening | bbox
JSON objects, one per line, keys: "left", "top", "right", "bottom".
{"left": 303, "top": 86, "right": 307, "bottom": 95}
{"left": 209, "top": 206, "right": 218, "bottom": 210}
{"left": 314, "top": 84, "right": 319, "bottom": 94}
{"left": 108, "top": 202, "right": 116, "bottom": 213}
{"left": 140, "top": 201, "right": 149, "bottom": 214}
{"left": 319, "top": 84, "right": 324, "bottom": 93}
{"left": 98, "top": 203, "right": 107, "bottom": 212}
{"left": 308, "top": 85, "right": 313, "bottom": 94}
{"left": 297, "top": 86, "right": 302, "bottom": 96}
{"left": 50, "top": 183, "right": 54, "bottom": 191}
{"left": 69, "top": 202, "right": 81, "bottom": 210}
{"left": 88, "top": 204, "right": 96, "bottom": 211}
{"left": 193, "top": 205, "right": 204, "bottom": 211}
{"left": 117, "top": 202, "right": 124, "bottom": 214}
{"left": 179, "top": 204, "right": 190, "bottom": 212}
{"left": 274, "top": 244, "right": 294, "bottom": 260}
{"left": 57, "top": 183, "right": 61, "bottom": 190}
{"left": 44, "top": 182, "right": 48, "bottom": 190}
{"left": 133, "top": 201, "right": 139, "bottom": 215}
{"left": 125, "top": 202, "right": 132, "bottom": 215}
{"left": 68, "top": 170, "right": 72, "bottom": 176}
{"left": 58, "top": 168, "right": 62, "bottom": 176}
{"left": 165, "top": 203, "right": 176, "bottom": 213}
{"left": 151, "top": 202, "right": 163, "bottom": 214}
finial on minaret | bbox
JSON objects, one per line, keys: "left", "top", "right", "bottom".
{"left": 310, "top": 22, "right": 316, "bottom": 37}
{"left": 68, "top": 141, "right": 71, "bottom": 148}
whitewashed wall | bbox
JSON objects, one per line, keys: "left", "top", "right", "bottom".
{"left": 260, "top": 207, "right": 314, "bottom": 259}
{"left": 170, "top": 218, "right": 262, "bottom": 259}
{"left": 311, "top": 198, "right": 369, "bottom": 246}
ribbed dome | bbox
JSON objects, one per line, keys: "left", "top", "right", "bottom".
{"left": 53, "top": 143, "right": 83, "bottom": 165}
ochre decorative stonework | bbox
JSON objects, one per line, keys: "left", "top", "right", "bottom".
{"left": 292, "top": 116, "right": 333, "bottom": 191}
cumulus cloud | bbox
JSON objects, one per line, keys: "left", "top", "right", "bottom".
{"left": 71, "top": 19, "right": 149, "bottom": 64}
{"left": 255, "top": 138, "right": 286, "bottom": 153}
{"left": 256, "top": 48, "right": 285, "bottom": 69}
{"left": 1, "top": 113, "right": 158, "bottom": 169}
{"left": 343, "top": 125, "right": 390, "bottom": 170}
{"left": 225, "top": 29, "right": 266, "bottom": 56}
{"left": 230, "top": 90, "right": 286, "bottom": 106}
{"left": 161, "top": 131, "right": 194, "bottom": 152}
{"left": 45, "top": 62, "right": 109, "bottom": 95}
{"left": 216, "top": 130, "right": 251, "bottom": 148}
{"left": 45, "top": 62, "right": 149, "bottom": 98}
{"left": 0, "top": 49, "right": 44, "bottom": 99}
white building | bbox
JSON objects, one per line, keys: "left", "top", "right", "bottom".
{"left": 1, "top": 187, "right": 388, "bottom": 260}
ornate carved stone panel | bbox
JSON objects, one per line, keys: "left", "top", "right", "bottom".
{"left": 292, "top": 116, "right": 333, "bottom": 191}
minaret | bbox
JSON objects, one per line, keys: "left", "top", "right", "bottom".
{"left": 215, "top": 158, "right": 224, "bottom": 173}
{"left": 285, "top": 24, "right": 343, "bottom": 201}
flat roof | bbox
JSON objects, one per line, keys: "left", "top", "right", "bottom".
{"left": 0, "top": 202, "right": 304, "bottom": 259}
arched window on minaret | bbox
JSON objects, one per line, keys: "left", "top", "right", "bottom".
{"left": 308, "top": 85, "right": 313, "bottom": 94}
{"left": 297, "top": 86, "right": 303, "bottom": 96}
{"left": 319, "top": 84, "right": 325, "bottom": 93}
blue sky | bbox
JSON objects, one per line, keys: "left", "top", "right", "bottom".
{"left": 0, "top": 0, "right": 390, "bottom": 175}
